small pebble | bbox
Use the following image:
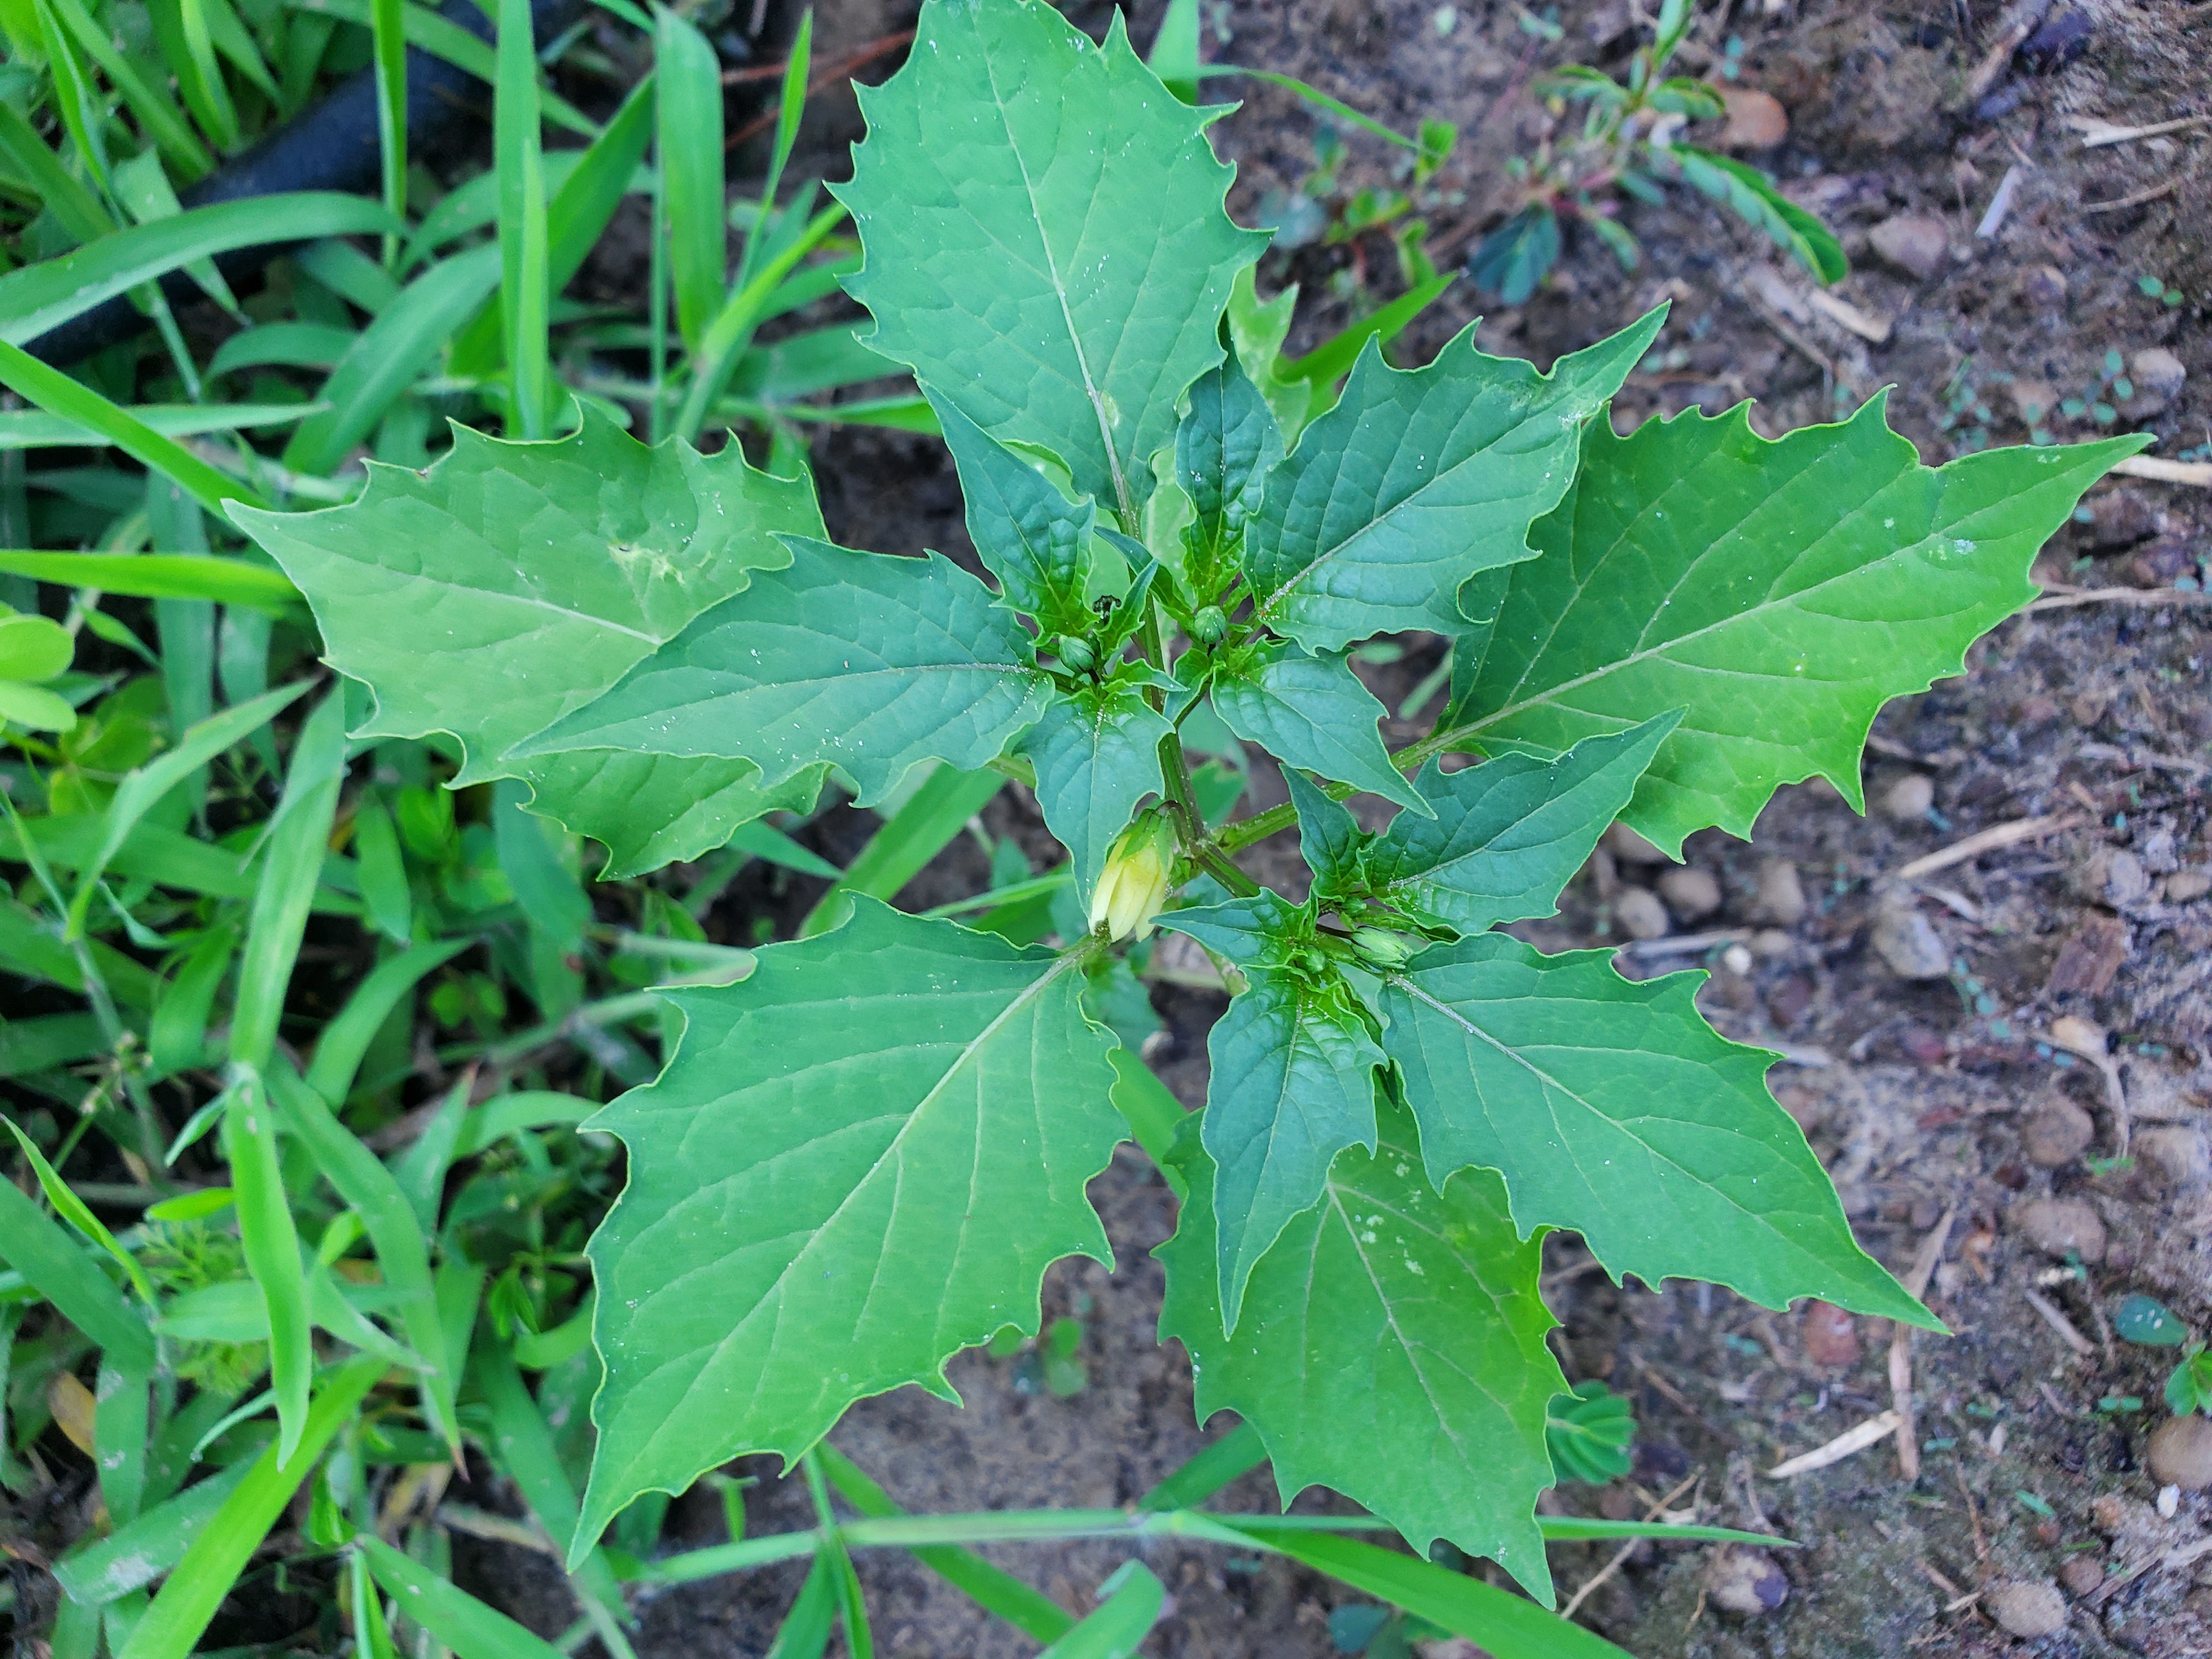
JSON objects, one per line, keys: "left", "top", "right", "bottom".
{"left": 1752, "top": 927, "right": 1796, "bottom": 960}
{"left": 1881, "top": 772, "right": 1934, "bottom": 821}
{"left": 2104, "top": 849, "right": 2152, "bottom": 907}
{"left": 1615, "top": 887, "right": 1670, "bottom": 941}
{"left": 2020, "top": 1096, "right": 2095, "bottom": 1167}
{"left": 1702, "top": 1546, "right": 1788, "bottom": 1616}
{"left": 2023, "top": 263, "right": 2068, "bottom": 307}
{"left": 1985, "top": 1579, "right": 2068, "bottom": 1640}
{"left": 1605, "top": 822, "right": 1668, "bottom": 865}
{"left": 2136, "top": 1126, "right": 2209, "bottom": 1188}
{"left": 1752, "top": 859, "right": 1805, "bottom": 926}
{"left": 2010, "top": 1195, "right": 2106, "bottom": 1262}
{"left": 2130, "top": 347, "right": 2187, "bottom": 416}
{"left": 2159, "top": 1481, "right": 2185, "bottom": 1518}
{"left": 1801, "top": 1301, "right": 1861, "bottom": 1368}
{"left": 1657, "top": 866, "right": 1723, "bottom": 921}
{"left": 1723, "top": 943, "right": 1753, "bottom": 975}
{"left": 2169, "top": 870, "right": 2211, "bottom": 904}
{"left": 1868, "top": 213, "right": 1950, "bottom": 281}
{"left": 1718, "top": 86, "right": 1788, "bottom": 148}
{"left": 2050, "top": 1014, "right": 2108, "bottom": 1057}
{"left": 2155, "top": 1418, "right": 2212, "bottom": 1491}
{"left": 2058, "top": 1555, "right": 2104, "bottom": 1596}
{"left": 1872, "top": 899, "right": 1950, "bottom": 979}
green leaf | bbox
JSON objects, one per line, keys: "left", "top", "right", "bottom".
{"left": 1666, "top": 146, "right": 1844, "bottom": 285}
{"left": 1174, "top": 353, "right": 1282, "bottom": 602}
{"left": 838, "top": 0, "right": 1266, "bottom": 516}
{"left": 658, "top": 5, "right": 726, "bottom": 358}
{"left": 1361, "top": 718, "right": 1675, "bottom": 933}
{"left": 352, "top": 1533, "right": 568, "bottom": 1659}
{"left": 223, "top": 1071, "right": 313, "bottom": 1462}
{"left": 0, "top": 552, "right": 298, "bottom": 611}
{"left": 1158, "top": 1104, "right": 1562, "bottom": 1603}
{"left": 516, "top": 537, "right": 1051, "bottom": 807}
{"left": 1035, "top": 1561, "right": 1164, "bottom": 1657}
{"left": 241, "top": 410, "right": 826, "bottom": 870}
{"left": 538, "top": 752, "right": 828, "bottom": 882}
{"left": 1282, "top": 766, "right": 1363, "bottom": 898}
{"left": 1156, "top": 893, "right": 1385, "bottom": 1333}
{"left": 0, "top": 193, "right": 398, "bottom": 347}
{"left": 1224, "top": 266, "right": 1307, "bottom": 441}
{"left": 931, "top": 390, "right": 1094, "bottom": 632}
{"left": 1546, "top": 1380, "right": 1634, "bottom": 1485}
{"left": 574, "top": 901, "right": 1122, "bottom": 1562}
{"left": 1376, "top": 933, "right": 1936, "bottom": 1328}
{"left": 802, "top": 764, "right": 1005, "bottom": 936}
{"left": 1210, "top": 644, "right": 1424, "bottom": 814}
{"left": 1442, "top": 404, "right": 2146, "bottom": 853}
{"left": 1245, "top": 312, "right": 1661, "bottom": 654}
{"left": 1019, "top": 683, "right": 1171, "bottom": 901}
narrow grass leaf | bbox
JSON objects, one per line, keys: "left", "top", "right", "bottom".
{"left": 0, "top": 101, "right": 113, "bottom": 242}
{"left": 353, "top": 1533, "right": 570, "bottom": 1659}
{"left": 52, "top": 1461, "right": 253, "bottom": 1605}
{"left": 1136, "top": 1421, "right": 1265, "bottom": 1511}
{"left": 548, "top": 72, "right": 656, "bottom": 289}
{"left": 0, "top": 340, "right": 271, "bottom": 523}
{"left": 495, "top": 0, "right": 551, "bottom": 437}
{"left": 473, "top": 1341, "right": 628, "bottom": 1611}
{"left": 303, "top": 938, "right": 470, "bottom": 1103}
{"left": 223, "top": 1069, "right": 313, "bottom": 1461}
{"left": 0, "top": 1174, "right": 153, "bottom": 1366}
{"left": 1035, "top": 1561, "right": 1163, "bottom": 1658}
{"left": 799, "top": 764, "right": 1001, "bottom": 936}
{"left": 63, "top": 681, "right": 309, "bottom": 937}
{"left": 93, "top": 1355, "right": 153, "bottom": 1524}
{"left": 369, "top": 0, "right": 405, "bottom": 263}
{"left": 266, "top": 1063, "right": 460, "bottom": 1454}
{"left": 1, "top": 1118, "right": 155, "bottom": 1300}
{"left": 0, "top": 552, "right": 299, "bottom": 610}
{"left": 44, "top": 0, "right": 211, "bottom": 179}
{"left": 149, "top": 921, "right": 238, "bottom": 1077}
{"left": 115, "top": 1357, "right": 384, "bottom": 1659}
{"left": 230, "top": 687, "right": 347, "bottom": 1067}
{"left": 0, "top": 404, "right": 319, "bottom": 449}
{"left": 349, "top": 791, "right": 413, "bottom": 945}
{"left": 657, "top": 6, "right": 725, "bottom": 356}
{"left": 816, "top": 1446, "right": 1075, "bottom": 1643}
{"left": 0, "top": 194, "right": 397, "bottom": 346}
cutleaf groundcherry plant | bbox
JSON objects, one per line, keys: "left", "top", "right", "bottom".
{"left": 244, "top": 0, "right": 2142, "bottom": 1606}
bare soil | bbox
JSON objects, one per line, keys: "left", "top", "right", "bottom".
{"left": 464, "top": 1, "right": 2212, "bottom": 1654}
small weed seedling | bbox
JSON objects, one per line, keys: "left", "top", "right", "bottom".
{"left": 1471, "top": 0, "right": 1845, "bottom": 301}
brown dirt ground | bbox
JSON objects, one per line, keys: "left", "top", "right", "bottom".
{"left": 455, "top": 1, "right": 2212, "bottom": 1655}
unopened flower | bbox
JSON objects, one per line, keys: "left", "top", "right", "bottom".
{"left": 1090, "top": 810, "right": 1176, "bottom": 941}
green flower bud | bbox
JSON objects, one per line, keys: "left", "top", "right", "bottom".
{"left": 1349, "top": 927, "right": 1418, "bottom": 968}
{"left": 1190, "top": 605, "right": 1228, "bottom": 645}
{"left": 1052, "top": 634, "right": 1097, "bottom": 673}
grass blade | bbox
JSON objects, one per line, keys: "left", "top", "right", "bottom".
{"left": 1147, "top": 0, "right": 1199, "bottom": 102}
{"left": 815, "top": 1446, "right": 1073, "bottom": 1644}
{"left": 304, "top": 938, "right": 470, "bottom": 1104}
{"left": 281, "top": 244, "right": 500, "bottom": 475}
{"left": 549, "top": 71, "right": 656, "bottom": 290}
{"left": 223, "top": 1068, "right": 313, "bottom": 1462}
{"left": 369, "top": 0, "right": 405, "bottom": 267}
{"left": 350, "top": 789, "right": 412, "bottom": 944}
{"left": 495, "top": 0, "right": 550, "bottom": 437}
{"left": 1136, "top": 1421, "right": 1264, "bottom": 1511}
{"left": 0, "top": 1170, "right": 155, "bottom": 1368}
{"left": 1221, "top": 1528, "right": 1634, "bottom": 1658}
{"left": 0, "top": 340, "right": 272, "bottom": 522}
{"left": 732, "top": 8, "right": 809, "bottom": 293}
{"left": 473, "top": 1342, "right": 631, "bottom": 1623}
{"left": 798, "top": 764, "right": 1002, "bottom": 937}
{"left": 1, "top": 1117, "right": 155, "bottom": 1301}
{"left": 1537, "top": 1517, "right": 1796, "bottom": 1547}
{"left": 1035, "top": 1561, "right": 1163, "bottom": 1658}
{"left": 266, "top": 1063, "right": 460, "bottom": 1455}
{"left": 52, "top": 1462, "right": 253, "bottom": 1605}
{"left": 45, "top": 0, "right": 212, "bottom": 180}
{"left": 64, "top": 681, "right": 310, "bottom": 937}
{"left": 115, "top": 1357, "right": 385, "bottom": 1659}
{"left": 282, "top": 0, "right": 600, "bottom": 135}
{"left": 0, "top": 100, "right": 113, "bottom": 242}
{"left": 674, "top": 200, "right": 847, "bottom": 443}
{"left": 0, "top": 403, "right": 320, "bottom": 449}
{"left": 93, "top": 1354, "right": 154, "bottom": 1525}
{"left": 0, "top": 193, "right": 396, "bottom": 347}
{"left": 353, "top": 1532, "right": 571, "bottom": 1659}
{"left": 0, "top": 551, "right": 299, "bottom": 609}
{"left": 763, "top": 1553, "right": 838, "bottom": 1659}
{"left": 148, "top": 920, "right": 237, "bottom": 1076}
{"left": 1280, "top": 271, "right": 1455, "bottom": 391}
{"left": 228, "top": 686, "right": 347, "bottom": 1066}
{"left": 656, "top": 5, "right": 725, "bottom": 356}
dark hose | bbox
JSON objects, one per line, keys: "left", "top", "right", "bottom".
{"left": 23, "top": 0, "right": 583, "bottom": 365}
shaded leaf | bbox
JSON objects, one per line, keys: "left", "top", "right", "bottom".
{"left": 1175, "top": 353, "right": 1281, "bottom": 602}
{"left": 932, "top": 389, "right": 1094, "bottom": 633}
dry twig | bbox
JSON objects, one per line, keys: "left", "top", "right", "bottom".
{"left": 1890, "top": 1206, "right": 1956, "bottom": 1480}
{"left": 1892, "top": 814, "right": 2085, "bottom": 881}
{"left": 2019, "top": 1284, "right": 2095, "bottom": 1356}
{"left": 1765, "top": 1409, "right": 1905, "bottom": 1478}
{"left": 1559, "top": 1471, "right": 1702, "bottom": 1620}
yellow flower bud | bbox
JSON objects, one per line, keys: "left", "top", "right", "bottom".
{"left": 1089, "top": 810, "right": 1176, "bottom": 941}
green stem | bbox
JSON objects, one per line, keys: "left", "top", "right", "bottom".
{"left": 1197, "top": 845, "right": 1260, "bottom": 898}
